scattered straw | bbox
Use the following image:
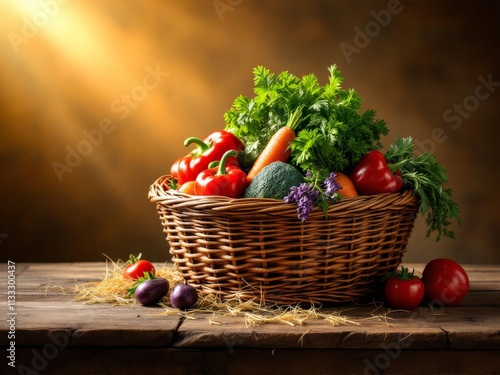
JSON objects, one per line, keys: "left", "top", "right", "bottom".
{"left": 44, "top": 279, "right": 68, "bottom": 296}
{"left": 158, "top": 291, "right": 367, "bottom": 328}
{"left": 73, "top": 257, "right": 391, "bottom": 328}
{"left": 74, "top": 255, "right": 182, "bottom": 305}
{"left": 298, "top": 329, "right": 311, "bottom": 346}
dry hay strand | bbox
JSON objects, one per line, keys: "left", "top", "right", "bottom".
{"left": 159, "top": 289, "right": 376, "bottom": 328}
{"left": 74, "top": 259, "right": 392, "bottom": 328}
{"left": 74, "top": 256, "right": 182, "bottom": 305}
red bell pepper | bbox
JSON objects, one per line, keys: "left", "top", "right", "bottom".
{"left": 195, "top": 150, "right": 247, "bottom": 198}
{"left": 171, "top": 130, "right": 244, "bottom": 185}
{"left": 349, "top": 150, "right": 404, "bottom": 195}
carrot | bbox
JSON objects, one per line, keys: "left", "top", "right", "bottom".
{"left": 246, "top": 126, "right": 295, "bottom": 184}
{"left": 178, "top": 180, "right": 196, "bottom": 195}
{"left": 245, "top": 106, "right": 304, "bottom": 185}
{"left": 335, "top": 172, "right": 358, "bottom": 197}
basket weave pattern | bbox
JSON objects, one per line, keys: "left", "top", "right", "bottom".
{"left": 149, "top": 175, "right": 419, "bottom": 305}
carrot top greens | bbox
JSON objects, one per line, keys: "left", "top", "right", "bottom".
{"left": 224, "top": 65, "right": 388, "bottom": 179}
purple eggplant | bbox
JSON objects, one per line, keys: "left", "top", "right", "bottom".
{"left": 170, "top": 283, "right": 198, "bottom": 310}
{"left": 134, "top": 278, "right": 169, "bottom": 306}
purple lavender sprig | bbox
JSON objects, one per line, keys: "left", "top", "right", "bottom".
{"left": 284, "top": 171, "right": 343, "bottom": 222}
{"left": 284, "top": 183, "right": 320, "bottom": 221}
{"left": 323, "top": 172, "right": 342, "bottom": 198}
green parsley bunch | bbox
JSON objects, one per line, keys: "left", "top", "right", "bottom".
{"left": 224, "top": 65, "right": 388, "bottom": 182}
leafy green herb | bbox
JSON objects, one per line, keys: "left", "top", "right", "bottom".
{"left": 224, "top": 65, "right": 388, "bottom": 181}
{"left": 385, "top": 137, "right": 460, "bottom": 241}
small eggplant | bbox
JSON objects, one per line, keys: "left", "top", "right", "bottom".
{"left": 133, "top": 277, "right": 169, "bottom": 306}
{"left": 170, "top": 283, "right": 198, "bottom": 310}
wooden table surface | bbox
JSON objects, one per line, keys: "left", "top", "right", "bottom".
{"left": 1, "top": 262, "right": 499, "bottom": 375}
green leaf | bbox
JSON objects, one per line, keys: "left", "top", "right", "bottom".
{"left": 224, "top": 64, "right": 388, "bottom": 184}
{"left": 385, "top": 137, "right": 460, "bottom": 241}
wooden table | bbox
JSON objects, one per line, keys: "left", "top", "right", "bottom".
{"left": 1, "top": 262, "right": 499, "bottom": 375}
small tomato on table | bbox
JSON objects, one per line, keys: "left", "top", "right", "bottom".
{"left": 123, "top": 253, "right": 156, "bottom": 280}
{"left": 385, "top": 266, "right": 425, "bottom": 310}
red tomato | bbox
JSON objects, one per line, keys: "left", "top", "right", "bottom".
{"left": 422, "top": 258, "right": 469, "bottom": 306}
{"left": 123, "top": 253, "right": 155, "bottom": 280}
{"left": 384, "top": 267, "right": 425, "bottom": 310}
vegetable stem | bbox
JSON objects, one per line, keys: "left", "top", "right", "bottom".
{"left": 286, "top": 105, "right": 305, "bottom": 131}
{"left": 184, "top": 137, "right": 210, "bottom": 156}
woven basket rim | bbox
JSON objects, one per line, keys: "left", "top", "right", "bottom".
{"left": 148, "top": 174, "right": 419, "bottom": 215}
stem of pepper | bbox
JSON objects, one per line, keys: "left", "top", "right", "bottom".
{"left": 216, "top": 150, "right": 238, "bottom": 176}
{"left": 183, "top": 137, "right": 211, "bottom": 157}
{"left": 387, "top": 158, "right": 410, "bottom": 174}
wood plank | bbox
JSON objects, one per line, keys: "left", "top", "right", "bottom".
{"left": 0, "top": 262, "right": 29, "bottom": 274}
{"left": 174, "top": 305, "right": 500, "bottom": 350}
{"left": 1, "top": 263, "right": 182, "bottom": 348}
{"left": 0, "top": 263, "right": 107, "bottom": 297}
{"left": 0, "top": 301, "right": 180, "bottom": 347}
{"left": 175, "top": 314, "right": 449, "bottom": 350}
{"left": 1, "top": 262, "right": 499, "bottom": 353}
{"left": 462, "top": 290, "right": 500, "bottom": 306}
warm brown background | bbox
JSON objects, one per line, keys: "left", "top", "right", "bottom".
{"left": 1, "top": 0, "right": 499, "bottom": 264}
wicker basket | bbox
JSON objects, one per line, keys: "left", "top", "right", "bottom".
{"left": 149, "top": 175, "right": 419, "bottom": 305}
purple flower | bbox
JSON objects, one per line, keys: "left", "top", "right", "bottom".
{"left": 323, "top": 172, "right": 342, "bottom": 197}
{"left": 284, "top": 182, "right": 320, "bottom": 222}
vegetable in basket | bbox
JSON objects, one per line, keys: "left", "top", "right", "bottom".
{"left": 245, "top": 106, "right": 302, "bottom": 185}
{"left": 170, "top": 130, "right": 245, "bottom": 185}
{"left": 224, "top": 64, "right": 387, "bottom": 218}
{"left": 348, "top": 150, "right": 404, "bottom": 195}
{"left": 195, "top": 150, "right": 247, "bottom": 198}
{"left": 224, "top": 65, "right": 388, "bottom": 186}
{"left": 244, "top": 161, "right": 304, "bottom": 199}
{"left": 335, "top": 172, "right": 358, "bottom": 197}
{"left": 178, "top": 180, "right": 196, "bottom": 195}
{"left": 224, "top": 65, "right": 459, "bottom": 241}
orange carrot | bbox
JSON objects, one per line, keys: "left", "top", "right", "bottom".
{"left": 246, "top": 126, "right": 296, "bottom": 184}
{"left": 335, "top": 172, "right": 358, "bottom": 197}
{"left": 246, "top": 106, "right": 304, "bottom": 185}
